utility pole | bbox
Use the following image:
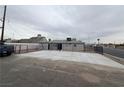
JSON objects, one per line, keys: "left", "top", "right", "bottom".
{"left": 1, "top": 5, "right": 7, "bottom": 42}
{"left": 0, "top": 5, "right": 14, "bottom": 57}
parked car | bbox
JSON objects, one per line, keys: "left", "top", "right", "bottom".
{"left": 0, "top": 42, "right": 14, "bottom": 57}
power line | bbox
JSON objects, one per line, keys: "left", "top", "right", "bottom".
{"left": 7, "top": 22, "right": 25, "bottom": 39}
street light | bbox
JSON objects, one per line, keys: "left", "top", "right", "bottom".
{"left": 97, "top": 38, "right": 100, "bottom": 45}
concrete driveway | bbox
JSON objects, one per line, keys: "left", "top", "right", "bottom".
{"left": 0, "top": 54, "right": 124, "bottom": 87}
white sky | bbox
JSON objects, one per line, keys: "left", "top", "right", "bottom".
{"left": 0, "top": 5, "right": 124, "bottom": 44}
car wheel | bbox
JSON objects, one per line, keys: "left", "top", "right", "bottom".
{"left": 7, "top": 51, "right": 12, "bottom": 56}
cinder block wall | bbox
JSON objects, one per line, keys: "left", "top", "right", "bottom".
{"left": 40, "top": 43, "right": 85, "bottom": 52}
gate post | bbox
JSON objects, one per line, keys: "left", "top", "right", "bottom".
{"left": 27, "top": 45, "right": 28, "bottom": 52}
{"left": 19, "top": 45, "right": 21, "bottom": 54}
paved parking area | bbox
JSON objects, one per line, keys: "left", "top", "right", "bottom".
{"left": 0, "top": 55, "right": 124, "bottom": 87}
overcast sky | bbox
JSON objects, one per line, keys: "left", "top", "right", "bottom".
{"left": 0, "top": 5, "right": 124, "bottom": 44}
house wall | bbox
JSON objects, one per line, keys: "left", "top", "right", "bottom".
{"left": 62, "top": 44, "right": 73, "bottom": 51}
{"left": 73, "top": 44, "right": 84, "bottom": 51}
{"left": 62, "top": 43, "right": 84, "bottom": 51}
{"left": 49, "top": 43, "right": 58, "bottom": 50}
{"left": 39, "top": 43, "right": 85, "bottom": 51}
{"left": 40, "top": 43, "right": 48, "bottom": 50}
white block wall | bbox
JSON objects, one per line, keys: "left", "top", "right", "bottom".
{"left": 49, "top": 44, "right": 58, "bottom": 50}
{"left": 40, "top": 44, "right": 48, "bottom": 50}
{"left": 62, "top": 44, "right": 84, "bottom": 51}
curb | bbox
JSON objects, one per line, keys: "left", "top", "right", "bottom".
{"left": 104, "top": 53, "right": 124, "bottom": 65}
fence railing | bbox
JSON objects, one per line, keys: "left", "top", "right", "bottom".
{"left": 6, "top": 43, "right": 42, "bottom": 54}
{"left": 94, "top": 46, "right": 103, "bottom": 54}
{"left": 6, "top": 43, "right": 104, "bottom": 54}
{"left": 14, "top": 45, "right": 42, "bottom": 54}
{"left": 84, "top": 45, "right": 95, "bottom": 52}
{"left": 84, "top": 45, "right": 103, "bottom": 54}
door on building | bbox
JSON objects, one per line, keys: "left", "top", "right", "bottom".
{"left": 57, "top": 43, "right": 62, "bottom": 50}
{"left": 48, "top": 44, "right": 50, "bottom": 50}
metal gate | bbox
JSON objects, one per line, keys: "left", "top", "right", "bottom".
{"left": 94, "top": 46, "right": 103, "bottom": 54}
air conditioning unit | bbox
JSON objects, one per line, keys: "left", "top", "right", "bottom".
{"left": 67, "top": 38, "right": 71, "bottom": 41}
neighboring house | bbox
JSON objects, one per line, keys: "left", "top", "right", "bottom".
{"left": 40, "top": 38, "right": 85, "bottom": 52}
{"left": 29, "top": 34, "right": 47, "bottom": 43}
{"left": 115, "top": 44, "right": 124, "bottom": 49}
{"left": 5, "top": 38, "right": 12, "bottom": 43}
{"left": 103, "top": 43, "right": 116, "bottom": 48}
{"left": 10, "top": 34, "right": 47, "bottom": 43}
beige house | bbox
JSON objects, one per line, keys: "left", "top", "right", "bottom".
{"left": 40, "top": 38, "right": 85, "bottom": 52}
{"left": 11, "top": 34, "right": 47, "bottom": 43}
